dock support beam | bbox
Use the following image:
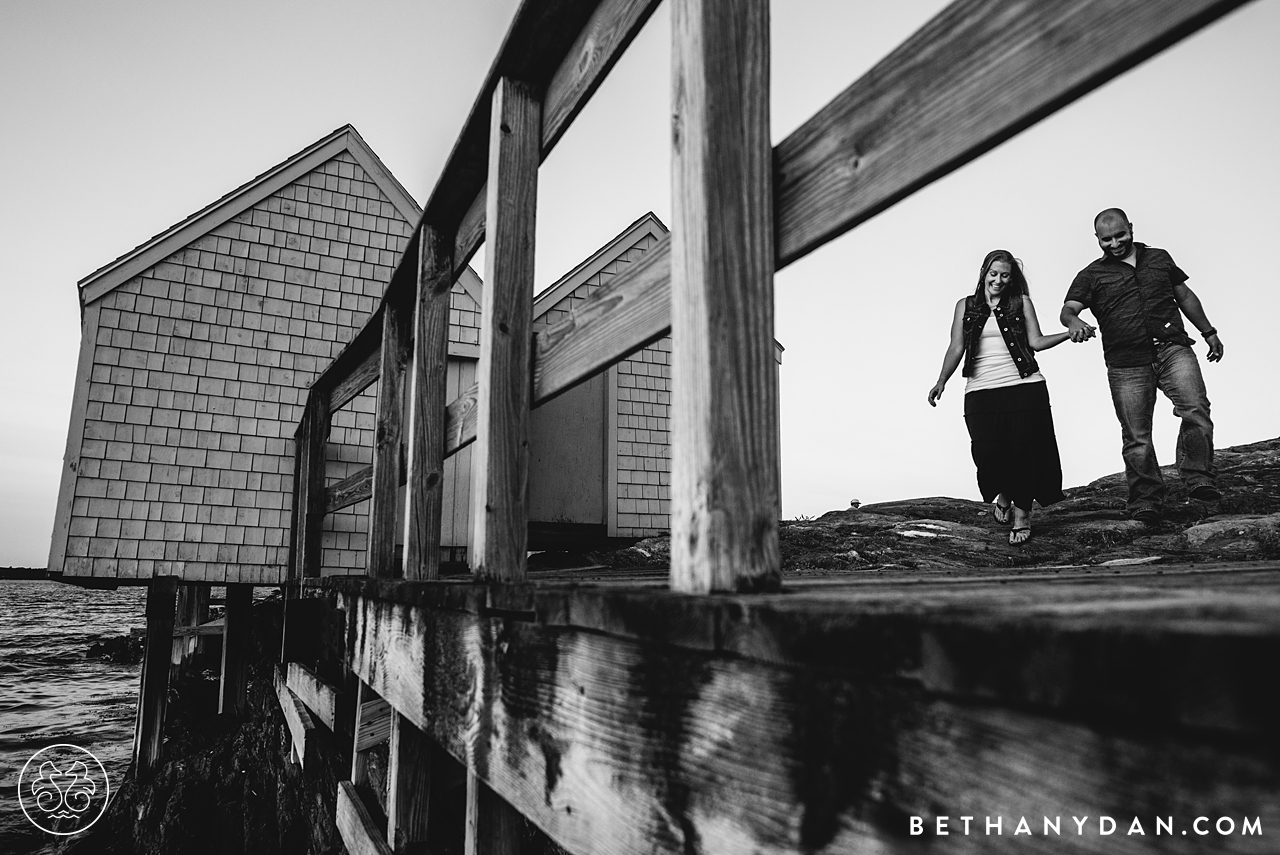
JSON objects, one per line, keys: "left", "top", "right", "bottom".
{"left": 466, "top": 769, "right": 522, "bottom": 855}
{"left": 219, "top": 584, "right": 253, "bottom": 717}
{"left": 170, "top": 583, "right": 209, "bottom": 680}
{"left": 133, "top": 576, "right": 177, "bottom": 778}
{"left": 388, "top": 712, "right": 433, "bottom": 853}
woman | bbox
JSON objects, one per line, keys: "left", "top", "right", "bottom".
{"left": 928, "top": 250, "right": 1078, "bottom": 544}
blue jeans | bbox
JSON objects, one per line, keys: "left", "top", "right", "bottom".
{"left": 1106, "top": 342, "right": 1215, "bottom": 513}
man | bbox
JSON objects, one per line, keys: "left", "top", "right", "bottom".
{"left": 1061, "top": 208, "right": 1223, "bottom": 523}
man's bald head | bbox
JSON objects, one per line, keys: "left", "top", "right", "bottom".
{"left": 1094, "top": 208, "right": 1130, "bottom": 232}
{"left": 1093, "top": 208, "right": 1135, "bottom": 261}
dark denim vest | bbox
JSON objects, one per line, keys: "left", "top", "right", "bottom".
{"left": 961, "top": 296, "right": 1040, "bottom": 379}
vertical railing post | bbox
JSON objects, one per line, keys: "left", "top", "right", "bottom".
{"left": 287, "top": 408, "right": 310, "bottom": 585}
{"left": 469, "top": 76, "right": 542, "bottom": 582}
{"left": 301, "top": 395, "right": 330, "bottom": 578}
{"left": 465, "top": 74, "right": 541, "bottom": 855}
{"left": 369, "top": 302, "right": 409, "bottom": 577}
{"left": 669, "top": 0, "right": 780, "bottom": 593}
{"left": 403, "top": 227, "right": 454, "bottom": 580}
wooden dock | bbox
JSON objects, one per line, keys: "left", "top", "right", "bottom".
{"left": 277, "top": 561, "right": 1279, "bottom": 853}
{"left": 189, "top": 0, "right": 1277, "bottom": 851}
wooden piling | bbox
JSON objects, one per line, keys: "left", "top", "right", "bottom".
{"left": 133, "top": 576, "right": 177, "bottom": 778}
{"left": 219, "top": 584, "right": 253, "bottom": 717}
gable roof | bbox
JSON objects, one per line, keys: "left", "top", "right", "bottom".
{"left": 78, "top": 124, "right": 421, "bottom": 307}
{"left": 532, "top": 212, "right": 668, "bottom": 320}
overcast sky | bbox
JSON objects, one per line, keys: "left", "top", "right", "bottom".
{"left": 2, "top": 1, "right": 1277, "bottom": 567}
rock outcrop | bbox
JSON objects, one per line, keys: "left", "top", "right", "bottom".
{"left": 528, "top": 437, "right": 1280, "bottom": 578}
{"left": 780, "top": 436, "right": 1280, "bottom": 575}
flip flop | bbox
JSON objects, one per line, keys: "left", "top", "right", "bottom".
{"left": 1009, "top": 527, "right": 1031, "bottom": 545}
{"left": 992, "top": 501, "right": 1012, "bottom": 525}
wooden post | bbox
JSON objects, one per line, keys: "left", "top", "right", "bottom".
{"left": 189, "top": 583, "right": 211, "bottom": 658}
{"left": 368, "top": 301, "right": 409, "bottom": 578}
{"left": 350, "top": 679, "right": 391, "bottom": 792}
{"left": 169, "top": 584, "right": 202, "bottom": 680}
{"left": 465, "top": 769, "right": 522, "bottom": 855}
{"left": 387, "top": 712, "right": 432, "bottom": 853}
{"left": 219, "top": 584, "right": 253, "bottom": 717}
{"left": 669, "top": 0, "right": 780, "bottom": 593}
{"left": 469, "top": 76, "right": 542, "bottom": 582}
{"left": 133, "top": 576, "right": 177, "bottom": 778}
{"left": 300, "top": 397, "right": 330, "bottom": 578}
{"left": 403, "top": 226, "right": 454, "bottom": 580}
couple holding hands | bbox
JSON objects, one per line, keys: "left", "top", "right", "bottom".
{"left": 928, "top": 208, "right": 1224, "bottom": 545}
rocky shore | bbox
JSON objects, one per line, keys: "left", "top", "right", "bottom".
{"left": 54, "top": 437, "right": 1279, "bottom": 854}
{"left": 533, "top": 436, "right": 1280, "bottom": 578}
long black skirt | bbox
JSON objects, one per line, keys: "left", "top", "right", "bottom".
{"left": 963, "top": 380, "right": 1064, "bottom": 511}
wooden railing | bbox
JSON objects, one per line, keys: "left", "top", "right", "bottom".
{"left": 280, "top": 0, "right": 1254, "bottom": 851}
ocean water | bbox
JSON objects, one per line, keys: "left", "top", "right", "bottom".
{"left": 0, "top": 580, "right": 146, "bottom": 854}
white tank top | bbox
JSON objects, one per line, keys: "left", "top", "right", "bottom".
{"left": 965, "top": 313, "right": 1045, "bottom": 393}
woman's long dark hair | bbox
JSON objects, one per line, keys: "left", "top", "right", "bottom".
{"left": 971, "top": 249, "right": 1029, "bottom": 316}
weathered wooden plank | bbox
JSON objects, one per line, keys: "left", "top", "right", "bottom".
{"left": 287, "top": 406, "right": 309, "bottom": 583}
{"left": 274, "top": 666, "right": 318, "bottom": 768}
{"left": 351, "top": 680, "right": 376, "bottom": 788}
{"left": 287, "top": 661, "right": 339, "bottom": 731}
{"left": 420, "top": 0, "right": 649, "bottom": 237}
{"left": 403, "top": 227, "right": 453, "bottom": 581}
{"left": 327, "top": 567, "right": 1280, "bottom": 736}
{"left": 773, "top": 0, "right": 1253, "bottom": 267}
{"left": 466, "top": 769, "right": 523, "bottom": 855}
{"left": 441, "top": 236, "right": 671, "bottom": 462}
{"left": 453, "top": 189, "right": 487, "bottom": 278}
{"left": 367, "top": 0, "right": 661, "bottom": 336}
{"left": 301, "top": 397, "right": 329, "bottom": 578}
{"left": 387, "top": 712, "right": 433, "bottom": 853}
{"left": 368, "top": 302, "right": 410, "bottom": 578}
{"left": 218, "top": 584, "right": 253, "bottom": 717}
{"left": 325, "top": 465, "right": 373, "bottom": 514}
{"left": 171, "top": 619, "right": 224, "bottom": 638}
{"left": 469, "top": 77, "right": 541, "bottom": 581}
{"left": 670, "top": 0, "right": 780, "bottom": 593}
{"left": 169, "top": 584, "right": 199, "bottom": 679}
{"left": 443, "top": 381, "right": 480, "bottom": 458}
{"left": 328, "top": 348, "right": 381, "bottom": 413}
{"left": 541, "top": 0, "right": 663, "bottom": 153}
{"left": 345, "top": 589, "right": 1280, "bottom": 855}
{"left": 355, "top": 693, "right": 393, "bottom": 752}
{"left": 311, "top": 304, "right": 385, "bottom": 401}
{"left": 533, "top": 235, "right": 671, "bottom": 404}
{"left": 132, "top": 576, "right": 177, "bottom": 779}
{"left": 336, "top": 780, "right": 394, "bottom": 855}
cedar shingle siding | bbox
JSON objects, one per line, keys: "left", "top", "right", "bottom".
{"left": 55, "top": 137, "right": 415, "bottom": 583}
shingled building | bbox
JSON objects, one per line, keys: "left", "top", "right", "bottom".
{"left": 48, "top": 126, "right": 421, "bottom": 585}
